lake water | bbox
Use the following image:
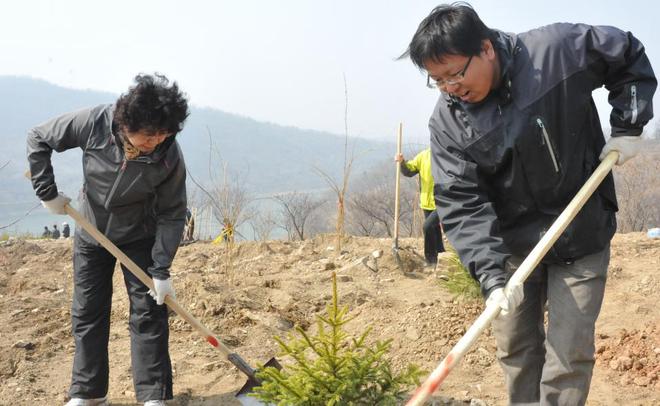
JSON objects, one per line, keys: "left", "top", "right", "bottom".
{"left": 1, "top": 199, "right": 288, "bottom": 241}
{"left": 0, "top": 200, "right": 74, "bottom": 237}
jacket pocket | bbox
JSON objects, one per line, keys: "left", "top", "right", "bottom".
{"left": 104, "top": 162, "right": 155, "bottom": 210}
{"left": 535, "top": 117, "right": 560, "bottom": 174}
{"left": 514, "top": 116, "right": 563, "bottom": 208}
{"left": 552, "top": 192, "right": 616, "bottom": 260}
{"left": 103, "top": 159, "right": 127, "bottom": 210}
{"left": 464, "top": 126, "right": 537, "bottom": 226}
{"left": 630, "top": 84, "right": 638, "bottom": 125}
{"left": 104, "top": 203, "right": 149, "bottom": 244}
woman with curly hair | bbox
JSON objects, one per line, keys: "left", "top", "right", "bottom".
{"left": 27, "top": 73, "right": 190, "bottom": 406}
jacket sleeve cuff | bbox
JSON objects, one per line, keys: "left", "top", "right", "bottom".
{"left": 611, "top": 126, "right": 642, "bottom": 137}
{"left": 400, "top": 162, "right": 416, "bottom": 177}
{"left": 478, "top": 272, "right": 508, "bottom": 299}
{"left": 40, "top": 189, "right": 60, "bottom": 202}
{"left": 148, "top": 266, "right": 170, "bottom": 280}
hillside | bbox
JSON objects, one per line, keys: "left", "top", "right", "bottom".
{"left": 0, "top": 232, "right": 658, "bottom": 405}
{"left": 0, "top": 76, "right": 394, "bottom": 235}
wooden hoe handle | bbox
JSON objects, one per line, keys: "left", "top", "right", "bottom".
{"left": 393, "top": 123, "right": 403, "bottom": 246}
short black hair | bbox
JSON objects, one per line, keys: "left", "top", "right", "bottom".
{"left": 400, "top": 2, "right": 493, "bottom": 69}
{"left": 114, "top": 73, "right": 189, "bottom": 135}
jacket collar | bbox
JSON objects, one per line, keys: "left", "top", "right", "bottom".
{"left": 492, "top": 30, "right": 517, "bottom": 106}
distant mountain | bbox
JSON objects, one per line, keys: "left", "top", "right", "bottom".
{"left": 0, "top": 76, "right": 393, "bottom": 234}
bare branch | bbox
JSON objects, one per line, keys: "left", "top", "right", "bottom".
{"left": 614, "top": 150, "right": 660, "bottom": 232}
{"left": 273, "top": 191, "right": 324, "bottom": 240}
{"left": 345, "top": 160, "right": 417, "bottom": 238}
{"left": 249, "top": 211, "right": 278, "bottom": 241}
{"left": 0, "top": 202, "right": 41, "bottom": 230}
{"left": 310, "top": 74, "right": 357, "bottom": 250}
{"left": 187, "top": 129, "right": 253, "bottom": 241}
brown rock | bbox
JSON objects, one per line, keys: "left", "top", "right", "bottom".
{"left": 618, "top": 356, "right": 633, "bottom": 370}
{"left": 634, "top": 376, "right": 651, "bottom": 387}
{"left": 620, "top": 374, "right": 633, "bottom": 385}
{"left": 405, "top": 327, "right": 420, "bottom": 341}
{"left": 601, "top": 350, "right": 614, "bottom": 360}
{"left": 12, "top": 340, "right": 35, "bottom": 351}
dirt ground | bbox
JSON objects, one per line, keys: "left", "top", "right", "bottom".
{"left": 1, "top": 232, "right": 659, "bottom": 405}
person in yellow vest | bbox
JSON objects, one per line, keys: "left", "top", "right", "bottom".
{"left": 395, "top": 148, "right": 445, "bottom": 267}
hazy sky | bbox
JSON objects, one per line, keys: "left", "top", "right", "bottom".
{"left": 1, "top": 0, "right": 658, "bottom": 143}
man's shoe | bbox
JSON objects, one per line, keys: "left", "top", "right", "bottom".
{"left": 144, "top": 401, "right": 166, "bottom": 406}
{"left": 65, "top": 397, "right": 109, "bottom": 406}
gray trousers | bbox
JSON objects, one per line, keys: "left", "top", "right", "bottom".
{"left": 69, "top": 236, "right": 173, "bottom": 402}
{"left": 492, "top": 245, "right": 610, "bottom": 406}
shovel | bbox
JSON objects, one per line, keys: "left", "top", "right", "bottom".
{"left": 392, "top": 122, "right": 404, "bottom": 271}
{"left": 406, "top": 151, "right": 620, "bottom": 405}
{"left": 60, "top": 203, "right": 281, "bottom": 404}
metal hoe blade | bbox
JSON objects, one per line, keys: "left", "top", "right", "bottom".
{"left": 235, "top": 357, "right": 283, "bottom": 405}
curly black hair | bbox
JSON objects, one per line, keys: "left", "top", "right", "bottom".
{"left": 114, "top": 73, "right": 189, "bottom": 135}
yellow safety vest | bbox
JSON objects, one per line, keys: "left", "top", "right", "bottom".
{"left": 404, "top": 148, "right": 436, "bottom": 211}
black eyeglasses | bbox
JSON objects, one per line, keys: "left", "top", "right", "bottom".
{"left": 426, "top": 55, "right": 474, "bottom": 89}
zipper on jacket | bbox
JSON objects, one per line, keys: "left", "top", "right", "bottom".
{"left": 630, "top": 85, "right": 638, "bottom": 125}
{"left": 104, "top": 159, "right": 127, "bottom": 209}
{"left": 536, "top": 118, "right": 560, "bottom": 173}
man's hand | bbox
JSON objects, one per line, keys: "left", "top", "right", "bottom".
{"left": 394, "top": 153, "right": 404, "bottom": 163}
{"left": 599, "top": 135, "right": 643, "bottom": 165}
{"left": 41, "top": 192, "right": 71, "bottom": 215}
{"left": 148, "top": 278, "right": 175, "bottom": 305}
{"left": 486, "top": 284, "right": 524, "bottom": 320}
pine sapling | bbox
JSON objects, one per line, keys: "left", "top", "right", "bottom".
{"left": 251, "top": 273, "right": 423, "bottom": 405}
{"left": 438, "top": 245, "right": 481, "bottom": 299}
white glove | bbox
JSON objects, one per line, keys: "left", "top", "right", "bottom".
{"left": 41, "top": 192, "right": 71, "bottom": 215}
{"left": 599, "top": 136, "right": 643, "bottom": 165}
{"left": 486, "top": 284, "right": 524, "bottom": 320}
{"left": 148, "top": 278, "right": 175, "bottom": 305}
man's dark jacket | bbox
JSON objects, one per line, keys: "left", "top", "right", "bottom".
{"left": 27, "top": 104, "right": 187, "bottom": 279}
{"left": 430, "top": 24, "right": 656, "bottom": 296}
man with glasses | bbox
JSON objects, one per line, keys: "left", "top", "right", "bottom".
{"left": 401, "top": 3, "right": 655, "bottom": 405}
